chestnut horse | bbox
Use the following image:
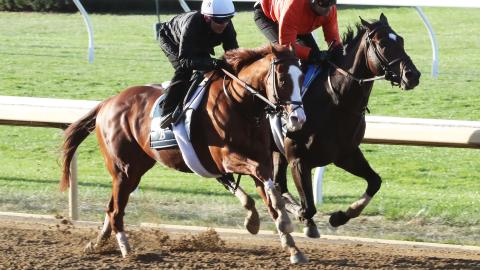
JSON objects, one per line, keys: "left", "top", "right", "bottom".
{"left": 275, "top": 14, "right": 421, "bottom": 237}
{"left": 61, "top": 45, "right": 309, "bottom": 264}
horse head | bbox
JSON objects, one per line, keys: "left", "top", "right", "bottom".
{"left": 360, "top": 13, "right": 421, "bottom": 90}
{"left": 224, "top": 44, "right": 306, "bottom": 132}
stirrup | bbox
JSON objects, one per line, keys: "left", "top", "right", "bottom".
{"left": 159, "top": 113, "right": 174, "bottom": 129}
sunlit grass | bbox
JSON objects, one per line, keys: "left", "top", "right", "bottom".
{"left": 0, "top": 8, "right": 479, "bottom": 245}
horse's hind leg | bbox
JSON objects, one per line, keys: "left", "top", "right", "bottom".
{"left": 86, "top": 151, "right": 155, "bottom": 257}
{"left": 84, "top": 198, "right": 114, "bottom": 253}
{"left": 331, "top": 147, "right": 382, "bottom": 227}
{"left": 216, "top": 174, "right": 260, "bottom": 234}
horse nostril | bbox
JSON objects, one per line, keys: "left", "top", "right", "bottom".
{"left": 405, "top": 70, "right": 414, "bottom": 80}
{"left": 290, "top": 116, "right": 299, "bottom": 123}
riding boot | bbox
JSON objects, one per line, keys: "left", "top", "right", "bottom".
{"left": 159, "top": 80, "right": 188, "bottom": 129}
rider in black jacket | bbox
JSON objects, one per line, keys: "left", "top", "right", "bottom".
{"left": 158, "top": 0, "right": 239, "bottom": 128}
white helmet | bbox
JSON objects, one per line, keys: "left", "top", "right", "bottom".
{"left": 201, "top": 0, "right": 235, "bottom": 18}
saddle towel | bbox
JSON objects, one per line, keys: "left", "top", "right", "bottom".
{"left": 149, "top": 80, "right": 221, "bottom": 178}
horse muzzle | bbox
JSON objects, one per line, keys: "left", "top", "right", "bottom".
{"left": 400, "top": 60, "right": 421, "bottom": 90}
{"left": 286, "top": 104, "right": 306, "bottom": 132}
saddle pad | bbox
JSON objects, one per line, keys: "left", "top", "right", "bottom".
{"left": 301, "top": 64, "right": 322, "bottom": 97}
{"left": 269, "top": 114, "right": 287, "bottom": 156}
{"left": 149, "top": 80, "right": 221, "bottom": 178}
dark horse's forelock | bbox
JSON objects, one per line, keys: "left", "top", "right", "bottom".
{"left": 223, "top": 44, "right": 294, "bottom": 73}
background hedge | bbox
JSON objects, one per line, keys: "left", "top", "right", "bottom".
{"left": 0, "top": 0, "right": 203, "bottom": 12}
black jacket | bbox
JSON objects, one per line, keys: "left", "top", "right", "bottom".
{"left": 158, "top": 11, "right": 239, "bottom": 71}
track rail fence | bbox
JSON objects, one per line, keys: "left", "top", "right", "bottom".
{"left": 1, "top": 95, "right": 479, "bottom": 219}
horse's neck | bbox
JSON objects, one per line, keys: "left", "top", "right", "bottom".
{"left": 332, "top": 35, "right": 375, "bottom": 114}
{"left": 208, "top": 67, "right": 267, "bottom": 126}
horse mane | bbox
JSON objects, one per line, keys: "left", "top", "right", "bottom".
{"left": 342, "top": 19, "right": 381, "bottom": 50}
{"left": 223, "top": 44, "right": 293, "bottom": 73}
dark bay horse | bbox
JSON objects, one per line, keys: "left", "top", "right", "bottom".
{"left": 61, "top": 45, "right": 309, "bottom": 264}
{"left": 274, "top": 14, "right": 421, "bottom": 237}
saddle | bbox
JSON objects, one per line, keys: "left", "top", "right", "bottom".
{"left": 149, "top": 74, "right": 220, "bottom": 178}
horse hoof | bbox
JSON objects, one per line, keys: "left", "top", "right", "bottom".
{"left": 245, "top": 209, "right": 260, "bottom": 234}
{"left": 84, "top": 241, "right": 96, "bottom": 254}
{"left": 290, "top": 251, "right": 309, "bottom": 264}
{"left": 303, "top": 226, "right": 320, "bottom": 238}
{"left": 329, "top": 211, "right": 350, "bottom": 227}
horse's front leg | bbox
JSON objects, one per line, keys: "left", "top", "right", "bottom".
{"left": 253, "top": 178, "right": 308, "bottom": 264}
{"left": 288, "top": 158, "right": 320, "bottom": 238}
{"left": 331, "top": 147, "right": 382, "bottom": 227}
{"left": 216, "top": 174, "right": 260, "bottom": 234}
{"left": 223, "top": 153, "right": 308, "bottom": 264}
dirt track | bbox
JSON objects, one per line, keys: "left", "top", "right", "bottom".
{"left": 0, "top": 218, "right": 479, "bottom": 270}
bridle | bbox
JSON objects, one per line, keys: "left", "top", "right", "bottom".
{"left": 328, "top": 24, "right": 410, "bottom": 87}
{"left": 221, "top": 57, "right": 303, "bottom": 116}
{"left": 267, "top": 58, "right": 304, "bottom": 114}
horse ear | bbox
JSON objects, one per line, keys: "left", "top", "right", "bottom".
{"left": 359, "top": 16, "right": 371, "bottom": 29}
{"left": 380, "top": 13, "right": 388, "bottom": 25}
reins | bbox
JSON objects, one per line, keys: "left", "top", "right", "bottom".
{"left": 221, "top": 67, "right": 280, "bottom": 112}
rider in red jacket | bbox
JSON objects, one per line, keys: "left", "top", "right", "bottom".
{"left": 254, "top": 0, "right": 341, "bottom": 63}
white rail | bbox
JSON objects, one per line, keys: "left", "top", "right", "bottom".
{"left": 0, "top": 96, "right": 100, "bottom": 220}
{"left": 1, "top": 96, "right": 479, "bottom": 217}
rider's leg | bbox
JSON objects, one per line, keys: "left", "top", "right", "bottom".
{"left": 159, "top": 68, "right": 191, "bottom": 128}
{"left": 253, "top": 4, "right": 279, "bottom": 44}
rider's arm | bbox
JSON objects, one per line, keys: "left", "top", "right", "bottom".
{"left": 321, "top": 6, "right": 342, "bottom": 47}
{"left": 222, "top": 22, "right": 239, "bottom": 51}
{"left": 178, "top": 16, "right": 216, "bottom": 71}
{"left": 279, "top": 5, "right": 311, "bottom": 60}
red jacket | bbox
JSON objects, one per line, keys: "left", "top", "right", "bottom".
{"left": 261, "top": 0, "right": 341, "bottom": 60}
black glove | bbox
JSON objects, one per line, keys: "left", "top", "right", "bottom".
{"left": 308, "top": 49, "right": 330, "bottom": 64}
{"left": 211, "top": 58, "right": 236, "bottom": 74}
{"left": 211, "top": 58, "right": 228, "bottom": 70}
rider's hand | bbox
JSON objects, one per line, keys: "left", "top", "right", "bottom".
{"left": 308, "top": 49, "right": 330, "bottom": 64}
{"left": 211, "top": 58, "right": 234, "bottom": 74}
{"left": 212, "top": 58, "right": 228, "bottom": 70}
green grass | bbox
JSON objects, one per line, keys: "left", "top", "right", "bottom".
{"left": 0, "top": 8, "right": 479, "bottom": 245}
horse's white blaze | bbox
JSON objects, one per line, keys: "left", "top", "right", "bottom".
{"left": 286, "top": 65, "right": 306, "bottom": 131}
{"left": 389, "top": 33, "right": 397, "bottom": 41}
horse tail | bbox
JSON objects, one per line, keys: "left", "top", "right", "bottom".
{"left": 60, "top": 101, "right": 104, "bottom": 191}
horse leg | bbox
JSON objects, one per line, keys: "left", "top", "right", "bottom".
{"left": 84, "top": 199, "right": 114, "bottom": 253}
{"left": 330, "top": 147, "right": 382, "bottom": 227}
{"left": 272, "top": 150, "right": 289, "bottom": 194}
{"left": 85, "top": 143, "right": 155, "bottom": 256}
{"left": 273, "top": 151, "right": 305, "bottom": 224}
{"left": 216, "top": 174, "right": 260, "bottom": 234}
{"left": 290, "top": 158, "right": 320, "bottom": 238}
{"left": 223, "top": 153, "right": 307, "bottom": 263}
{"left": 252, "top": 178, "right": 308, "bottom": 264}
